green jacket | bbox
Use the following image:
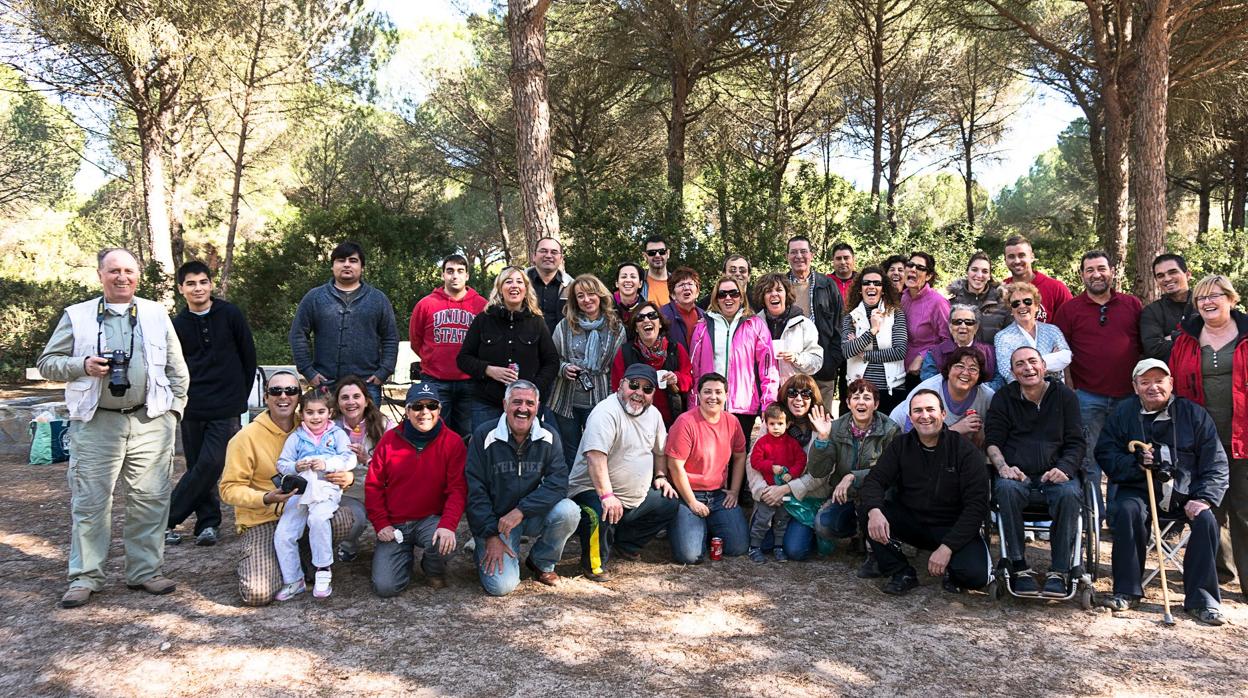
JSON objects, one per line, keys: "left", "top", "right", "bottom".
{"left": 808, "top": 412, "right": 900, "bottom": 494}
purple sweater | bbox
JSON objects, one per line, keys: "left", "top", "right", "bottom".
{"left": 901, "top": 286, "right": 952, "bottom": 369}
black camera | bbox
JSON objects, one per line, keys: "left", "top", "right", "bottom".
{"left": 101, "top": 349, "right": 130, "bottom": 397}
{"left": 269, "top": 473, "right": 308, "bottom": 494}
{"left": 576, "top": 370, "right": 594, "bottom": 392}
{"left": 1137, "top": 442, "right": 1176, "bottom": 483}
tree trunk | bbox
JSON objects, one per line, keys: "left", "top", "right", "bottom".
{"left": 869, "top": 4, "right": 885, "bottom": 207}
{"left": 1197, "top": 171, "right": 1212, "bottom": 235}
{"left": 136, "top": 110, "right": 176, "bottom": 282}
{"left": 507, "top": 0, "right": 560, "bottom": 259}
{"left": 964, "top": 147, "right": 976, "bottom": 231}
{"left": 490, "top": 161, "right": 513, "bottom": 265}
{"left": 219, "top": 91, "right": 252, "bottom": 298}
{"left": 1102, "top": 86, "right": 1131, "bottom": 271}
{"left": 716, "top": 175, "right": 730, "bottom": 255}
{"left": 1232, "top": 135, "right": 1248, "bottom": 230}
{"left": 667, "top": 66, "right": 690, "bottom": 210}
{"left": 1132, "top": 0, "right": 1170, "bottom": 301}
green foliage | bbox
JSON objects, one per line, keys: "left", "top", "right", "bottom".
{"left": 228, "top": 202, "right": 451, "bottom": 361}
{"left": 0, "top": 66, "right": 82, "bottom": 214}
{"left": 0, "top": 277, "right": 93, "bottom": 380}
{"left": 1167, "top": 227, "right": 1248, "bottom": 299}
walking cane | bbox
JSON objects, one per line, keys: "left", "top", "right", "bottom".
{"left": 1128, "top": 440, "right": 1176, "bottom": 626}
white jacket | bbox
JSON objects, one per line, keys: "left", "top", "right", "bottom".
{"left": 845, "top": 302, "right": 906, "bottom": 390}
{"left": 774, "top": 314, "right": 824, "bottom": 383}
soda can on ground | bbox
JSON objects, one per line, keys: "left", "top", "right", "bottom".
{"left": 709, "top": 537, "right": 723, "bottom": 561}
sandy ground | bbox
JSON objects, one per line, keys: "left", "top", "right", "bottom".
{"left": 1, "top": 455, "right": 1246, "bottom": 697}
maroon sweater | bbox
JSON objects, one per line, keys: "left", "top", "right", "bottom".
{"left": 365, "top": 423, "right": 468, "bottom": 532}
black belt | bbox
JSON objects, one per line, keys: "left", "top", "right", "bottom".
{"left": 98, "top": 404, "right": 145, "bottom": 414}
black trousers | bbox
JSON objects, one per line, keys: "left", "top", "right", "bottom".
{"left": 168, "top": 416, "right": 240, "bottom": 534}
{"left": 1111, "top": 491, "right": 1221, "bottom": 610}
{"left": 866, "top": 500, "right": 990, "bottom": 589}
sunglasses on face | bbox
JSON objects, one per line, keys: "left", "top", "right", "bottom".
{"left": 408, "top": 401, "right": 441, "bottom": 412}
{"left": 951, "top": 318, "right": 978, "bottom": 326}
{"left": 860, "top": 279, "right": 884, "bottom": 287}
{"left": 716, "top": 288, "right": 741, "bottom": 299}
{"left": 645, "top": 248, "right": 668, "bottom": 256}
{"left": 628, "top": 380, "right": 655, "bottom": 394}
{"left": 1011, "top": 298, "right": 1034, "bottom": 308}
{"left": 635, "top": 311, "right": 660, "bottom": 322}
{"left": 905, "top": 262, "right": 929, "bottom": 272}
{"left": 267, "top": 386, "right": 300, "bottom": 396}
{"left": 786, "top": 387, "right": 813, "bottom": 399}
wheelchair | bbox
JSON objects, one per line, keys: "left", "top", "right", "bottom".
{"left": 985, "top": 473, "right": 1101, "bottom": 609}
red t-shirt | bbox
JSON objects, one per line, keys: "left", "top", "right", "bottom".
{"left": 829, "top": 273, "right": 853, "bottom": 304}
{"left": 665, "top": 408, "right": 746, "bottom": 491}
{"left": 1028, "top": 271, "right": 1073, "bottom": 324}
{"left": 1054, "top": 291, "right": 1143, "bottom": 397}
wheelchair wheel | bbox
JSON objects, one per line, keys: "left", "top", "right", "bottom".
{"left": 1083, "top": 481, "right": 1101, "bottom": 581}
{"left": 1078, "top": 584, "right": 1093, "bottom": 610}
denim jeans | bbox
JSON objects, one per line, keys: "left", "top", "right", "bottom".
{"left": 372, "top": 515, "right": 454, "bottom": 597}
{"left": 1077, "top": 389, "right": 1123, "bottom": 524}
{"left": 424, "top": 378, "right": 474, "bottom": 438}
{"left": 572, "top": 488, "right": 678, "bottom": 573}
{"left": 554, "top": 406, "right": 594, "bottom": 469}
{"left": 815, "top": 499, "right": 858, "bottom": 540}
{"left": 669, "top": 490, "right": 749, "bottom": 564}
{"left": 995, "top": 477, "right": 1083, "bottom": 572}
{"left": 469, "top": 401, "right": 504, "bottom": 435}
{"left": 473, "top": 498, "right": 580, "bottom": 596}
{"left": 760, "top": 519, "right": 816, "bottom": 560}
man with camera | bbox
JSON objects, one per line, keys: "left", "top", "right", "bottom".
{"left": 219, "top": 370, "right": 356, "bottom": 606}
{"left": 38, "top": 248, "right": 190, "bottom": 608}
{"left": 1096, "top": 359, "right": 1229, "bottom": 625}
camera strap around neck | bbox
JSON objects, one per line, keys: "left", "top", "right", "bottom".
{"left": 96, "top": 298, "right": 138, "bottom": 359}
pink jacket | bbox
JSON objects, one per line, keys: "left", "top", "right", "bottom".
{"left": 689, "top": 313, "right": 779, "bottom": 416}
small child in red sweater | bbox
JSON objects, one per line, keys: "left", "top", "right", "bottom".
{"left": 748, "top": 402, "right": 808, "bottom": 563}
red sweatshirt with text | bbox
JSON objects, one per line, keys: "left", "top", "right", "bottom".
{"left": 409, "top": 287, "right": 487, "bottom": 380}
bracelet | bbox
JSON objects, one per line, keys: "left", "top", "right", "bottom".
{"left": 653, "top": 474, "right": 668, "bottom": 481}
{"left": 599, "top": 492, "right": 616, "bottom": 501}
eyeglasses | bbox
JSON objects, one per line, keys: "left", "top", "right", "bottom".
{"left": 716, "top": 289, "right": 741, "bottom": 299}
{"left": 786, "top": 387, "right": 813, "bottom": 399}
{"left": 408, "top": 401, "right": 441, "bottom": 412}
{"left": 628, "top": 380, "right": 655, "bottom": 394}
{"left": 951, "top": 318, "right": 978, "bottom": 326}
{"left": 645, "top": 248, "right": 668, "bottom": 256}
{"left": 267, "top": 386, "right": 300, "bottom": 396}
{"left": 1194, "top": 292, "right": 1227, "bottom": 303}
{"left": 951, "top": 363, "right": 981, "bottom": 374}
{"left": 860, "top": 279, "right": 883, "bottom": 287}
{"left": 1010, "top": 298, "right": 1034, "bottom": 308}
{"left": 635, "top": 311, "right": 660, "bottom": 322}
{"left": 905, "top": 262, "right": 929, "bottom": 272}
{"left": 1098, "top": 304, "right": 1109, "bottom": 326}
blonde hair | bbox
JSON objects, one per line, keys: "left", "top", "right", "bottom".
{"left": 1005, "top": 281, "right": 1041, "bottom": 308}
{"left": 1192, "top": 274, "right": 1240, "bottom": 306}
{"left": 707, "top": 276, "right": 754, "bottom": 318}
{"left": 564, "top": 274, "right": 620, "bottom": 332}
{"left": 489, "top": 266, "right": 543, "bottom": 316}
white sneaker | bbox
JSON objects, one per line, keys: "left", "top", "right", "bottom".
{"left": 275, "top": 579, "right": 306, "bottom": 601}
{"left": 313, "top": 570, "right": 332, "bottom": 598}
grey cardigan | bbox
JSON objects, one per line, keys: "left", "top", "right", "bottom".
{"left": 548, "top": 317, "right": 626, "bottom": 418}
{"left": 289, "top": 281, "right": 399, "bottom": 383}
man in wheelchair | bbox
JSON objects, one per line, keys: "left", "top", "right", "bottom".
{"left": 985, "top": 346, "right": 1087, "bottom": 597}
{"left": 1096, "top": 358, "right": 1229, "bottom": 626}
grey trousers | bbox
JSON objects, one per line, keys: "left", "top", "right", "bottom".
{"left": 371, "top": 515, "right": 455, "bottom": 597}
{"left": 749, "top": 501, "right": 792, "bottom": 548}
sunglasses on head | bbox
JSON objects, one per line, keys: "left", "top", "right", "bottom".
{"left": 951, "top": 318, "right": 978, "bottom": 326}
{"left": 635, "top": 311, "right": 660, "bottom": 322}
{"left": 786, "top": 387, "right": 813, "bottom": 399}
{"left": 645, "top": 248, "right": 668, "bottom": 256}
{"left": 267, "top": 386, "right": 300, "bottom": 396}
{"left": 716, "top": 288, "right": 741, "bottom": 299}
{"left": 905, "top": 262, "right": 929, "bottom": 272}
{"left": 408, "top": 401, "right": 441, "bottom": 412}
{"left": 1011, "top": 298, "right": 1034, "bottom": 308}
{"left": 628, "top": 380, "right": 655, "bottom": 394}
{"left": 860, "top": 279, "right": 883, "bottom": 287}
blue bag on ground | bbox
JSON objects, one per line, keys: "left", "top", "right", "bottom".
{"left": 28, "top": 414, "right": 71, "bottom": 465}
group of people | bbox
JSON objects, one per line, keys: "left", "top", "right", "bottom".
{"left": 37, "top": 236, "right": 1246, "bottom": 628}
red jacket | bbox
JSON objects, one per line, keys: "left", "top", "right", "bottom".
{"left": 611, "top": 339, "right": 693, "bottom": 426}
{"left": 749, "top": 432, "right": 808, "bottom": 486}
{"left": 408, "top": 287, "right": 487, "bottom": 381}
{"left": 1169, "top": 311, "right": 1248, "bottom": 460}
{"left": 364, "top": 422, "right": 468, "bottom": 531}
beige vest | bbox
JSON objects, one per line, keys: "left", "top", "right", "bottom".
{"left": 63, "top": 296, "right": 174, "bottom": 421}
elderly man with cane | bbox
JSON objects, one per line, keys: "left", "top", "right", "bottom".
{"left": 1096, "top": 358, "right": 1229, "bottom": 626}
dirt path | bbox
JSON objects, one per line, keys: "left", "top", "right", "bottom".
{"left": 1, "top": 455, "right": 1244, "bottom": 697}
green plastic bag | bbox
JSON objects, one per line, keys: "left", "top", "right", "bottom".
{"left": 28, "top": 418, "right": 71, "bottom": 465}
{"left": 786, "top": 496, "right": 835, "bottom": 555}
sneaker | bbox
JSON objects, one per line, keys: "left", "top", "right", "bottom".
{"left": 195, "top": 527, "right": 218, "bottom": 547}
{"left": 335, "top": 545, "right": 358, "bottom": 563}
{"left": 275, "top": 579, "right": 306, "bottom": 601}
{"left": 164, "top": 529, "right": 182, "bottom": 545}
{"left": 1187, "top": 607, "right": 1226, "bottom": 627}
{"left": 882, "top": 571, "right": 919, "bottom": 596}
{"left": 313, "top": 570, "right": 333, "bottom": 598}
{"left": 1042, "top": 572, "right": 1068, "bottom": 597}
{"left": 1102, "top": 593, "right": 1140, "bottom": 612}
{"left": 1012, "top": 569, "right": 1040, "bottom": 594}
{"left": 747, "top": 547, "right": 766, "bottom": 564}
{"left": 774, "top": 548, "right": 789, "bottom": 563}
{"left": 856, "top": 553, "right": 882, "bottom": 579}
{"left": 60, "top": 586, "right": 93, "bottom": 608}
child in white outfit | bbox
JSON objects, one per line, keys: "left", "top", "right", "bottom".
{"left": 274, "top": 390, "right": 353, "bottom": 600}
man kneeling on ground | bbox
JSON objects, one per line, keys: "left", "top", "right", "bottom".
{"left": 1097, "top": 359, "right": 1229, "bottom": 626}
{"left": 861, "top": 389, "right": 991, "bottom": 595}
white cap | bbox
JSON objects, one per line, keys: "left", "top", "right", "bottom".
{"left": 1132, "top": 358, "right": 1171, "bottom": 379}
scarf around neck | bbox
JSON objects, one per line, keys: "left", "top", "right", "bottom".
{"left": 402, "top": 418, "right": 443, "bottom": 449}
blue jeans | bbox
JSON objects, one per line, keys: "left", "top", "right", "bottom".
{"left": 1077, "top": 389, "right": 1123, "bottom": 523}
{"left": 424, "top": 378, "right": 473, "bottom": 438}
{"left": 816, "top": 499, "right": 858, "bottom": 540}
{"left": 760, "top": 519, "right": 816, "bottom": 561}
{"left": 473, "top": 499, "right": 580, "bottom": 596}
{"left": 995, "top": 477, "right": 1083, "bottom": 572}
{"left": 554, "top": 406, "right": 594, "bottom": 469}
{"left": 469, "top": 401, "right": 503, "bottom": 435}
{"left": 669, "top": 490, "right": 749, "bottom": 564}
